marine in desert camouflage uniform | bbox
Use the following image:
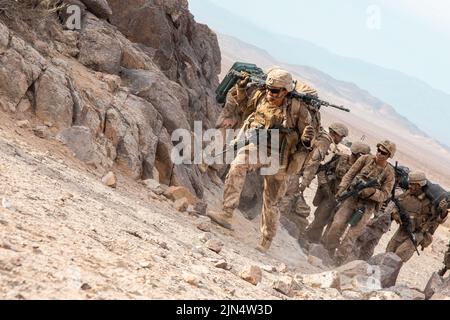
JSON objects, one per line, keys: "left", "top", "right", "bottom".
{"left": 208, "top": 67, "right": 315, "bottom": 252}
{"left": 278, "top": 82, "right": 321, "bottom": 239}
{"left": 350, "top": 167, "right": 409, "bottom": 261}
{"left": 205, "top": 85, "right": 258, "bottom": 184}
{"left": 323, "top": 140, "right": 396, "bottom": 265}
{"left": 387, "top": 171, "right": 449, "bottom": 264}
{"left": 305, "top": 141, "right": 371, "bottom": 244}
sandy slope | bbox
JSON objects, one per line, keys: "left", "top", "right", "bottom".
{"left": 0, "top": 111, "right": 326, "bottom": 300}
{"left": 0, "top": 110, "right": 447, "bottom": 299}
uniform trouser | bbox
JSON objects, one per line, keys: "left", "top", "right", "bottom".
{"left": 323, "top": 197, "right": 375, "bottom": 264}
{"left": 280, "top": 175, "right": 311, "bottom": 235}
{"left": 306, "top": 187, "right": 336, "bottom": 243}
{"left": 208, "top": 127, "right": 230, "bottom": 176}
{"left": 386, "top": 229, "right": 424, "bottom": 263}
{"left": 354, "top": 212, "right": 392, "bottom": 261}
{"left": 222, "top": 144, "right": 288, "bottom": 241}
{"left": 278, "top": 174, "right": 311, "bottom": 236}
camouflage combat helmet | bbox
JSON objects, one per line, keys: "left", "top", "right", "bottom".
{"left": 409, "top": 171, "right": 427, "bottom": 187}
{"left": 329, "top": 122, "right": 349, "bottom": 138}
{"left": 351, "top": 142, "right": 371, "bottom": 155}
{"left": 377, "top": 139, "right": 396, "bottom": 158}
{"left": 265, "top": 67, "right": 295, "bottom": 92}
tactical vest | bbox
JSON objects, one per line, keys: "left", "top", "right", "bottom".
{"left": 244, "top": 89, "right": 308, "bottom": 170}
{"left": 398, "top": 191, "right": 432, "bottom": 232}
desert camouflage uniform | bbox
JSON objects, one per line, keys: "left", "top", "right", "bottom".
{"left": 306, "top": 152, "right": 356, "bottom": 243}
{"left": 207, "top": 86, "right": 256, "bottom": 179}
{"left": 280, "top": 129, "right": 332, "bottom": 237}
{"left": 215, "top": 74, "right": 313, "bottom": 246}
{"left": 387, "top": 191, "right": 446, "bottom": 263}
{"left": 278, "top": 82, "right": 321, "bottom": 237}
{"left": 323, "top": 154, "right": 395, "bottom": 264}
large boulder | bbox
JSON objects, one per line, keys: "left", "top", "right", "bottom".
{"left": 107, "top": 0, "right": 222, "bottom": 129}
{"left": 424, "top": 272, "right": 444, "bottom": 300}
{"left": 0, "top": 34, "right": 47, "bottom": 113}
{"left": 153, "top": 127, "right": 204, "bottom": 198}
{"left": 57, "top": 126, "right": 111, "bottom": 167}
{"left": 81, "top": 0, "right": 112, "bottom": 19}
{"left": 78, "top": 14, "right": 123, "bottom": 75}
{"left": 107, "top": 0, "right": 177, "bottom": 77}
{"left": 105, "top": 93, "right": 163, "bottom": 179}
{"left": 429, "top": 275, "right": 450, "bottom": 300}
{"left": 336, "top": 260, "right": 382, "bottom": 293}
{"left": 120, "top": 68, "right": 190, "bottom": 133}
{"left": 368, "top": 253, "right": 403, "bottom": 288}
{"left": 336, "top": 260, "right": 378, "bottom": 279}
{"left": 35, "top": 66, "right": 74, "bottom": 129}
{"left": 383, "top": 285, "right": 425, "bottom": 300}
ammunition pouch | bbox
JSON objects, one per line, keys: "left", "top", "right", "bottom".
{"left": 348, "top": 207, "right": 365, "bottom": 227}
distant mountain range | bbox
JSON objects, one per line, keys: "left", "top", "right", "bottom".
{"left": 189, "top": 0, "right": 450, "bottom": 150}
{"left": 218, "top": 33, "right": 427, "bottom": 139}
{"left": 218, "top": 33, "right": 450, "bottom": 188}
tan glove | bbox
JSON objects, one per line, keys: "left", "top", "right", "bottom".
{"left": 359, "top": 187, "right": 377, "bottom": 199}
{"left": 439, "top": 198, "right": 449, "bottom": 211}
{"left": 237, "top": 73, "right": 250, "bottom": 89}
{"left": 301, "top": 125, "right": 315, "bottom": 144}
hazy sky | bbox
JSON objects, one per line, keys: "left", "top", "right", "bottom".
{"left": 200, "top": 0, "right": 450, "bottom": 95}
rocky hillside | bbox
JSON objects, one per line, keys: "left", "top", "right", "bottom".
{"left": 1, "top": 0, "right": 221, "bottom": 199}
{"left": 0, "top": 0, "right": 449, "bottom": 300}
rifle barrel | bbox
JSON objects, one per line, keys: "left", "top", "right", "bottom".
{"left": 230, "top": 70, "right": 351, "bottom": 112}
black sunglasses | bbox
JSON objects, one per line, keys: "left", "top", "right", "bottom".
{"left": 267, "top": 87, "right": 282, "bottom": 94}
{"left": 377, "top": 148, "right": 389, "bottom": 156}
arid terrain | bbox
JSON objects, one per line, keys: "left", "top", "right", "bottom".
{"left": 0, "top": 0, "right": 449, "bottom": 300}
{"left": 1, "top": 109, "right": 448, "bottom": 299}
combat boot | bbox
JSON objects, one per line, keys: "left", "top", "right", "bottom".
{"left": 256, "top": 237, "right": 272, "bottom": 253}
{"left": 207, "top": 207, "right": 234, "bottom": 230}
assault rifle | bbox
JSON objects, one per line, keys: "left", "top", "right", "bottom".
{"left": 392, "top": 162, "right": 420, "bottom": 256}
{"left": 216, "top": 62, "right": 350, "bottom": 112}
{"left": 215, "top": 122, "right": 294, "bottom": 159}
{"left": 214, "top": 126, "right": 262, "bottom": 158}
{"left": 335, "top": 178, "right": 379, "bottom": 207}
{"left": 317, "top": 153, "right": 340, "bottom": 175}
{"left": 336, "top": 178, "right": 380, "bottom": 243}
